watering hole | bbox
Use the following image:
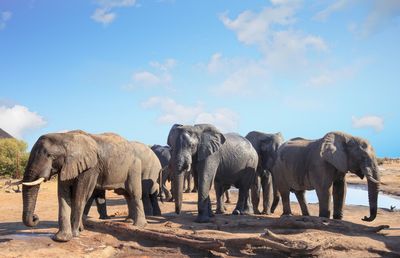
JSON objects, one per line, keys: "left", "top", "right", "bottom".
{"left": 230, "top": 184, "right": 400, "bottom": 210}
{"left": 288, "top": 184, "right": 400, "bottom": 210}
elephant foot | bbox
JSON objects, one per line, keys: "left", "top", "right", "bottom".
{"left": 53, "top": 231, "right": 73, "bottom": 242}
{"left": 134, "top": 217, "right": 147, "bottom": 228}
{"left": 124, "top": 217, "right": 134, "bottom": 223}
{"left": 99, "top": 215, "right": 111, "bottom": 220}
{"left": 225, "top": 199, "right": 231, "bottom": 204}
{"left": 261, "top": 209, "right": 271, "bottom": 215}
{"left": 333, "top": 214, "right": 343, "bottom": 220}
{"left": 281, "top": 213, "right": 293, "bottom": 217}
{"left": 254, "top": 209, "right": 261, "bottom": 215}
{"left": 72, "top": 229, "right": 80, "bottom": 238}
{"left": 153, "top": 209, "right": 162, "bottom": 216}
{"left": 184, "top": 188, "right": 190, "bottom": 193}
{"left": 191, "top": 188, "right": 197, "bottom": 193}
{"left": 232, "top": 209, "right": 241, "bottom": 215}
{"left": 195, "top": 215, "right": 211, "bottom": 223}
{"left": 242, "top": 209, "right": 254, "bottom": 215}
{"left": 215, "top": 209, "right": 226, "bottom": 214}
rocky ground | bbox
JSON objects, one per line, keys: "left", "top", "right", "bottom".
{"left": 0, "top": 163, "right": 399, "bottom": 257}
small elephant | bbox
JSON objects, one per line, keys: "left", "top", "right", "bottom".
{"left": 245, "top": 131, "right": 283, "bottom": 214}
{"left": 168, "top": 124, "right": 258, "bottom": 223}
{"left": 151, "top": 144, "right": 173, "bottom": 201}
{"left": 271, "top": 131, "right": 380, "bottom": 221}
{"left": 22, "top": 130, "right": 161, "bottom": 242}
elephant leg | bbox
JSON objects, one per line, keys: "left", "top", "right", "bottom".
{"left": 127, "top": 166, "right": 147, "bottom": 227}
{"left": 142, "top": 192, "right": 153, "bottom": 216}
{"left": 294, "top": 190, "right": 310, "bottom": 216}
{"left": 224, "top": 188, "right": 231, "bottom": 203}
{"left": 70, "top": 170, "right": 98, "bottom": 237}
{"left": 333, "top": 178, "right": 346, "bottom": 220}
{"left": 270, "top": 178, "right": 280, "bottom": 214}
{"left": 150, "top": 191, "right": 161, "bottom": 216}
{"left": 251, "top": 176, "right": 261, "bottom": 214}
{"left": 124, "top": 195, "right": 135, "bottom": 223}
{"left": 261, "top": 173, "right": 273, "bottom": 214}
{"left": 191, "top": 168, "right": 198, "bottom": 193}
{"left": 280, "top": 189, "right": 292, "bottom": 216}
{"left": 195, "top": 163, "right": 214, "bottom": 223}
{"left": 54, "top": 179, "right": 73, "bottom": 242}
{"left": 316, "top": 185, "right": 332, "bottom": 218}
{"left": 94, "top": 189, "right": 109, "bottom": 219}
{"left": 83, "top": 193, "right": 95, "bottom": 218}
{"left": 214, "top": 181, "right": 226, "bottom": 214}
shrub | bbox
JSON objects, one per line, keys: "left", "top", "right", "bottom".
{"left": 0, "top": 138, "right": 29, "bottom": 178}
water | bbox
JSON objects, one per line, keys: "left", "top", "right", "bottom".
{"left": 289, "top": 185, "right": 400, "bottom": 210}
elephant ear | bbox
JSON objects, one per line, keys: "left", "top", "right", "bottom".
{"left": 320, "top": 132, "right": 348, "bottom": 173}
{"left": 167, "top": 124, "right": 183, "bottom": 147}
{"left": 60, "top": 132, "right": 98, "bottom": 181}
{"left": 197, "top": 126, "right": 226, "bottom": 161}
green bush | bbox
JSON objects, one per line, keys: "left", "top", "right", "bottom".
{"left": 0, "top": 138, "right": 29, "bottom": 178}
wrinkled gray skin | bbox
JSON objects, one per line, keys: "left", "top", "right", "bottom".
{"left": 22, "top": 130, "right": 161, "bottom": 242}
{"left": 168, "top": 124, "right": 258, "bottom": 223}
{"left": 151, "top": 145, "right": 173, "bottom": 201}
{"left": 151, "top": 145, "right": 198, "bottom": 202}
{"left": 245, "top": 131, "right": 284, "bottom": 214}
{"left": 272, "top": 131, "right": 380, "bottom": 221}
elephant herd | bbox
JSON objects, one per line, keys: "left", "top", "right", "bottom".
{"left": 20, "top": 124, "right": 380, "bottom": 242}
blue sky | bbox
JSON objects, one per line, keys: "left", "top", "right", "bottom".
{"left": 0, "top": 0, "right": 399, "bottom": 157}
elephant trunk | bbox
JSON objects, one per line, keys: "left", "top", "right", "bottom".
{"left": 22, "top": 184, "right": 40, "bottom": 227}
{"left": 362, "top": 168, "right": 380, "bottom": 222}
{"left": 174, "top": 171, "right": 184, "bottom": 214}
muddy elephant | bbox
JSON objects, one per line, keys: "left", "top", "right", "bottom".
{"left": 271, "top": 131, "right": 380, "bottom": 221}
{"left": 22, "top": 130, "right": 161, "bottom": 242}
{"left": 168, "top": 124, "right": 258, "bottom": 223}
{"left": 245, "top": 131, "right": 283, "bottom": 214}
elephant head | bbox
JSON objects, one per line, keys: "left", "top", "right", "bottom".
{"left": 22, "top": 131, "right": 97, "bottom": 227}
{"left": 320, "top": 132, "right": 380, "bottom": 221}
{"left": 246, "top": 132, "right": 283, "bottom": 173}
{"left": 167, "top": 124, "right": 225, "bottom": 214}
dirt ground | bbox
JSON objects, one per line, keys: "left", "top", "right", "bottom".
{"left": 1, "top": 163, "right": 399, "bottom": 257}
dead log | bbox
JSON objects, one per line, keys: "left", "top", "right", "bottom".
{"left": 85, "top": 219, "right": 227, "bottom": 253}
{"left": 85, "top": 218, "right": 320, "bottom": 256}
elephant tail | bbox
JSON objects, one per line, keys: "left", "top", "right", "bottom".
{"left": 158, "top": 167, "right": 164, "bottom": 204}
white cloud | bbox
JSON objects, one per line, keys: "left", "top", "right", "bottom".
{"left": 141, "top": 97, "right": 239, "bottom": 132}
{"left": 123, "top": 58, "right": 176, "bottom": 90}
{"left": 150, "top": 58, "right": 177, "bottom": 71}
{"left": 314, "top": 0, "right": 356, "bottom": 21}
{"left": 213, "top": 62, "right": 267, "bottom": 95}
{"left": 91, "top": 8, "right": 116, "bottom": 25}
{"left": 91, "top": 0, "right": 136, "bottom": 25}
{"left": 133, "top": 71, "right": 164, "bottom": 85}
{"left": 307, "top": 61, "right": 363, "bottom": 88}
{"left": 352, "top": 115, "right": 384, "bottom": 132}
{"left": 0, "top": 11, "right": 12, "bottom": 30}
{"left": 0, "top": 105, "right": 46, "bottom": 139}
{"left": 218, "top": 3, "right": 328, "bottom": 89}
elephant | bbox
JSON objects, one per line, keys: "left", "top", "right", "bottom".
{"left": 22, "top": 130, "right": 161, "bottom": 242}
{"left": 167, "top": 124, "right": 258, "bottom": 223}
{"left": 269, "top": 131, "right": 380, "bottom": 221}
{"left": 151, "top": 144, "right": 173, "bottom": 201}
{"left": 151, "top": 144, "right": 198, "bottom": 201}
{"left": 245, "top": 131, "right": 284, "bottom": 214}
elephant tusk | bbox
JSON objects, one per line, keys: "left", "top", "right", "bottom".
{"left": 22, "top": 177, "right": 45, "bottom": 186}
{"left": 366, "top": 176, "right": 380, "bottom": 184}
